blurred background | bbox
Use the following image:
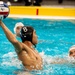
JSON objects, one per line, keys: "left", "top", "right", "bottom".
{"left": 0, "top": 0, "right": 75, "bottom": 7}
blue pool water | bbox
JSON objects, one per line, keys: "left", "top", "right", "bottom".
{"left": 0, "top": 18, "right": 75, "bottom": 75}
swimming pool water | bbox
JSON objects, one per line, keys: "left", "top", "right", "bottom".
{"left": 0, "top": 18, "right": 75, "bottom": 75}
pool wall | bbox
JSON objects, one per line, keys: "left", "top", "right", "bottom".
{"left": 9, "top": 6, "right": 75, "bottom": 18}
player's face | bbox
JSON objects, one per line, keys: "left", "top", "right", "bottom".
{"left": 32, "top": 30, "right": 38, "bottom": 44}
{"left": 16, "top": 26, "right": 23, "bottom": 36}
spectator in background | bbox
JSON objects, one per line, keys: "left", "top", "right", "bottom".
{"left": 7, "top": 0, "right": 11, "bottom": 6}
{"left": 58, "top": 0, "right": 63, "bottom": 4}
{"left": 33, "top": 0, "right": 42, "bottom": 6}
{"left": 24, "top": 0, "right": 43, "bottom": 6}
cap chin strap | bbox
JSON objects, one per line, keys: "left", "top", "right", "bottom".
{"left": 31, "top": 40, "right": 36, "bottom": 48}
{"left": 33, "top": 44, "right": 36, "bottom": 48}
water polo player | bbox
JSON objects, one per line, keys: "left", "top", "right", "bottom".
{"left": 69, "top": 45, "right": 75, "bottom": 59}
{"left": 0, "top": 20, "right": 43, "bottom": 70}
{"left": 14, "top": 22, "right": 24, "bottom": 37}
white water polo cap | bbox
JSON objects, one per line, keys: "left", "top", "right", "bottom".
{"left": 14, "top": 22, "right": 24, "bottom": 33}
{"left": 69, "top": 45, "right": 75, "bottom": 51}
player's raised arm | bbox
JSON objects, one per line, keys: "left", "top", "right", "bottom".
{"left": 0, "top": 20, "right": 17, "bottom": 43}
{"left": 0, "top": 20, "right": 22, "bottom": 50}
